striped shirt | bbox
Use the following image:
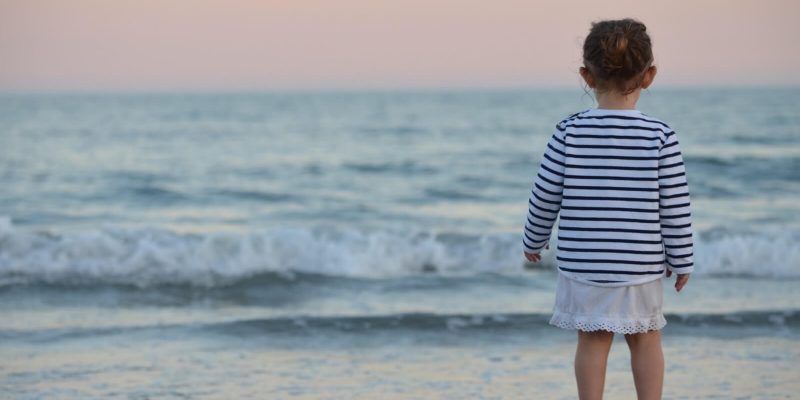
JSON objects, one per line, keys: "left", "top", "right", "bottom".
{"left": 522, "top": 107, "right": 694, "bottom": 287}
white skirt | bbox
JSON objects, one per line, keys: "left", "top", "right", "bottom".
{"left": 549, "top": 273, "right": 667, "bottom": 334}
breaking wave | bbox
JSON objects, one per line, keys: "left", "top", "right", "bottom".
{"left": 0, "top": 216, "right": 798, "bottom": 288}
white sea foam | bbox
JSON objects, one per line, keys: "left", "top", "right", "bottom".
{"left": 0, "top": 216, "right": 797, "bottom": 287}
{"left": 693, "top": 226, "right": 800, "bottom": 279}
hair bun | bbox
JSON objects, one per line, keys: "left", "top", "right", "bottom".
{"left": 600, "top": 28, "right": 629, "bottom": 73}
{"left": 582, "top": 18, "right": 653, "bottom": 95}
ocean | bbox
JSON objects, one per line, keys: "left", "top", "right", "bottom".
{"left": 1, "top": 87, "right": 798, "bottom": 399}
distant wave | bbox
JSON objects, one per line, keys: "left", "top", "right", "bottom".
{"left": 342, "top": 160, "right": 437, "bottom": 174}
{"left": 684, "top": 154, "right": 800, "bottom": 182}
{"left": 0, "top": 216, "right": 798, "bottom": 288}
{"left": 2, "top": 310, "right": 797, "bottom": 342}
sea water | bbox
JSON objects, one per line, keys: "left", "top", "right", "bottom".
{"left": 1, "top": 87, "right": 798, "bottom": 399}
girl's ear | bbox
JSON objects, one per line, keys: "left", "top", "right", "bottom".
{"left": 641, "top": 65, "right": 657, "bottom": 89}
{"left": 579, "top": 66, "right": 595, "bottom": 88}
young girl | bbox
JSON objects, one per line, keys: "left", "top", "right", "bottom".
{"left": 522, "top": 18, "right": 694, "bottom": 400}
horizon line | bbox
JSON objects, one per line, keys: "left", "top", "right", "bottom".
{"left": 1, "top": 82, "right": 798, "bottom": 96}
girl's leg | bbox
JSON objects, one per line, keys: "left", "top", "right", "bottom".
{"left": 624, "top": 330, "right": 664, "bottom": 400}
{"left": 575, "top": 330, "right": 614, "bottom": 400}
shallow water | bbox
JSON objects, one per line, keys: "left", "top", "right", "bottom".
{"left": 3, "top": 320, "right": 798, "bottom": 399}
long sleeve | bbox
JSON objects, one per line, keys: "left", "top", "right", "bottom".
{"left": 657, "top": 131, "right": 695, "bottom": 273}
{"left": 523, "top": 125, "right": 567, "bottom": 254}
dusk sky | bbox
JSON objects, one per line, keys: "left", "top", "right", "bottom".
{"left": 1, "top": 0, "right": 797, "bottom": 92}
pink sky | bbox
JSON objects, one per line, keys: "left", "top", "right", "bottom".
{"left": 0, "top": 0, "right": 797, "bottom": 91}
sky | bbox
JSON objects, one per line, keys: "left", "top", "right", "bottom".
{"left": 0, "top": 0, "right": 798, "bottom": 92}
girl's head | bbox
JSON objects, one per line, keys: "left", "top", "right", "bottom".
{"left": 579, "top": 18, "right": 656, "bottom": 96}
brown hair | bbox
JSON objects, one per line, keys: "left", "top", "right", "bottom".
{"left": 582, "top": 18, "right": 654, "bottom": 95}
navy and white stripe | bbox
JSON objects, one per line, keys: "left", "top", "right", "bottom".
{"left": 523, "top": 108, "right": 695, "bottom": 287}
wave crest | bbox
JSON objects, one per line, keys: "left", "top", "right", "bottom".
{"left": 0, "top": 216, "right": 798, "bottom": 288}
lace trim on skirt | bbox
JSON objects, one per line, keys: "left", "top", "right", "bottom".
{"left": 549, "top": 310, "right": 666, "bottom": 334}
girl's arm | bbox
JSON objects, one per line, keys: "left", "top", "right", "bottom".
{"left": 657, "top": 130, "right": 695, "bottom": 276}
{"left": 523, "top": 123, "right": 567, "bottom": 257}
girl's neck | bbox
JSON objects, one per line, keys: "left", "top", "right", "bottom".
{"left": 594, "top": 88, "right": 642, "bottom": 110}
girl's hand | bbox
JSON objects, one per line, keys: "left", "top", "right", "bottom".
{"left": 524, "top": 244, "right": 549, "bottom": 263}
{"left": 666, "top": 269, "right": 690, "bottom": 292}
{"left": 524, "top": 251, "right": 541, "bottom": 262}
